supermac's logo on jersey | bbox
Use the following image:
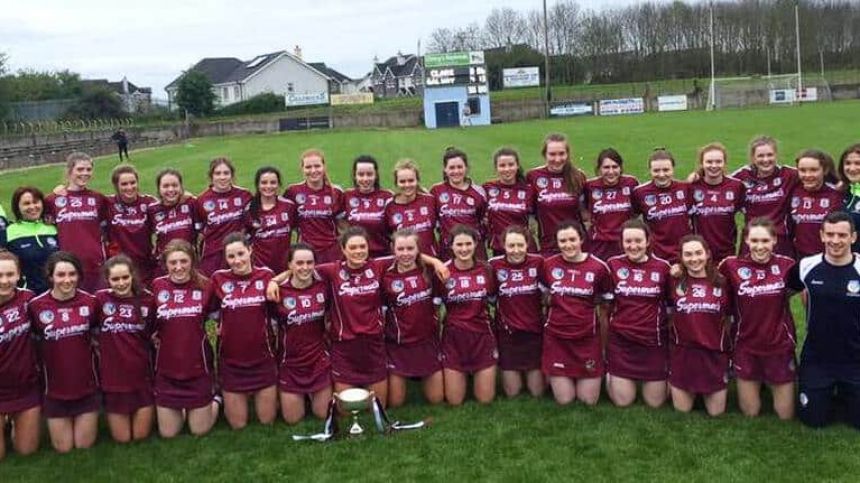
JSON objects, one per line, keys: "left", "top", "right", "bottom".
{"left": 39, "top": 310, "right": 54, "bottom": 324}
{"left": 103, "top": 303, "right": 116, "bottom": 316}
{"left": 203, "top": 200, "right": 216, "bottom": 212}
{"left": 284, "top": 297, "right": 297, "bottom": 309}
{"left": 738, "top": 267, "right": 752, "bottom": 280}
{"left": 551, "top": 268, "right": 565, "bottom": 280}
{"left": 536, "top": 177, "right": 548, "bottom": 188}
{"left": 592, "top": 188, "right": 603, "bottom": 200}
{"left": 644, "top": 195, "right": 657, "bottom": 206}
{"left": 847, "top": 280, "right": 860, "bottom": 294}
{"left": 158, "top": 290, "right": 170, "bottom": 303}
{"left": 221, "top": 282, "right": 234, "bottom": 294}
{"left": 496, "top": 269, "right": 508, "bottom": 282}
{"left": 349, "top": 198, "right": 360, "bottom": 208}
{"left": 616, "top": 268, "right": 629, "bottom": 280}
{"left": 439, "top": 193, "right": 450, "bottom": 203}
{"left": 392, "top": 213, "right": 403, "bottom": 224}
{"left": 391, "top": 280, "right": 405, "bottom": 293}
{"left": 55, "top": 196, "right": 67, "bottom": 208}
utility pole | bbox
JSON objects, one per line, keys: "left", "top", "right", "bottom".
{"left": 795, "top": 3, "right": 803, "bottom": 97}
{"left": 543, "top": 0, "right": 551, "bottom": 117}
{"left": 709, "top": 1, "right": 716, "bottom": 110}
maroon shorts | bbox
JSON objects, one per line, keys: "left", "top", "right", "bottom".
{"left": 43, "top": 392, "right": 101, "bottom": 419}
{"left": 104, "top": 388, "right": 155, "bottom": 415}
{"left": 279, "top": 352, "right": 332, "bottom": 395}
{"left": 589, "top": 239, "right": 622, "bottom": 262}
{"left": 497, "top": 329, "right": 542, "bottom": 372}
{"left": 669, "top": 345, "right": 730, "bottom": 395}
{"left": 0, "top": 386, "right": 41, "bottom": 415}
{"left": 732, "top": 349, "right": 796, "bottom": 385}
{"left": 607, "top": 332, "right": 669, "bottom": 381}
{"left": 542, "top": 332, "right": 604, "bottom": 379}
{"left": 386, "top": 337, "right": 442, "bottom": 378}
{"left": 441, "top": 325, "right": 498, "bottom": 374}
{"left": 219, "top": 360, "right": 278, "bottom": 393}
{"left": 154, "top": 372, "right": 214, "bottom": 410}
{"left": 330, "top": 335, "right": 387, "bottom": 386}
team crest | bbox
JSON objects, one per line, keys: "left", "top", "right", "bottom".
{"left": 192, "top": 290, "right": 202, "bottom": 301}
{"left": 391, "top": 280, "right": 405, "bottom": 293}
{"left": 439, "top": 193, "right": 450, "bottom": 203}
{"left": 364, "top": 269, "right": 374, "bottom": 278}
{"left": 528, "top": 267, "right": 537, "bottom": 277}
{"left": 466, "top": 197, "right": 475, "bottom": 206}
{"left": 848, "top": 280, "right": 860, "bottom": 294}
{"left": 203, "top": 200, "right": 216, "bottom": 212}
{"left": 592, "top": 189, "right": 603, "bottom": 200}
{"left": 791, "top": 196, "right": 801, "bottom": 208}
{"left": 644, "top": 195, "right": 657, "bottom": 206}
{"left": 392, "top": 213, "right": 403, "bottom": 224}
{"left": 39, "top": 310, "right": 54, "bottom": 324}
{"left": 821, "top": 199, "right": 830, "bottom": 208}
{"left": 770, "top": 265, "right": 781, "bottom": 275}
{"left": 349, "top": 198, "right": 360, "bottom": 208}
{"left": 675, "top": 190, "right": 685, "bottom": 200}
{"left": 231, "top": 198, "right": 241, "bottom": 207}
{"left": 158, "top": 290, "right": 170, "bottom": 303}
{"left": 103, "top": 303, "right": 116, "bottom": 316}
{"left": 323, "top": 196, "right": 332, "bottom": 204}
{"left": 79, "top": 306, "right": 90, "bottom": 317}
{"left": 445, "top": 278, "right": 456, "bottom": 289}
{"left": 773, "top": 178, "right": 782, "bottom": 187}
{"left": 743, "top": 180, "right": 755, "bottom": 189}
{"left": 339, "top": 269, "right": 349, "bottom": 280}
{"left": 476, "top": 275, "right": 485, "bottom": 285}
{"left": 255, "top": 280, "right": 265, "bottom": 290}
{"left": 141, "top": 307, "right": 149, "bottom": 317}
{"left": 536, "top": 177, "right": 548, "bottom": 188}
{"left": 284, "top": 297, "right": 297, "bottom": 309}
{"left": 155, "top": 212, "right": 166, "bottom": 222}
{"left": 420, "top": 207, "right": 429, "bottom": 215}
{"left": 616, "top": 268, "right": 629, "bottom": 280}
{"left": 551, "top": 268, "right": 564, "bottom": 280}
{"left": 726, "top": 191, "right": 735, "bottom": 201}
{"left": 87, "top": 198, "right": 96, "bottom": 206}
{"left": 376, "top": 198, "right": 385, "bottom": 207}
{"left": 181, "top": 205, "right": 189, "bottom": 214}
{"left": 496, "top": 269, "right": 508, "bottom": 282}
{"left": 738, "top": 267, "right": 752, "bottom": 280}
{"left": 114, "top": 203, "right": 124, "bottom": 212}
{"left": 316, "top": 293, "right": 325, "bottom": 303}
{"left": 585, "top": 272, "right": 594, "bottom": 282}
{"left": 517, "top": 191, "right": 526, "bottom": 200}
{"left": 221, "top": 282, "right": 234, "bottom": 294}
{"left": 488, "top": 187, "right": 499, "bottom": 197}
{"left": 622, "top": 187, "right": 631, "bottom": 195}
{"left": 55, "top": 196, "right": 67, "bottom": 208}
{"left": 46, "top": 238, "right": 58, "bottom": 247}
{"left": 650, "top": 272, "right": 660, "bottom": 282}
{"left": 693, "top": 190, "right": 704, "bottom": 202}
{"left": 713, "top": 287, "right": 723, "bottom": 297}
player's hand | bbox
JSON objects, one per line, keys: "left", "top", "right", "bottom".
{"left": 266, "top": 280, "right": 281, "bottom": 301}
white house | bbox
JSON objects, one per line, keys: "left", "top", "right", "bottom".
{"left": 165, "top": 49, "right": 351, "bottom": 108}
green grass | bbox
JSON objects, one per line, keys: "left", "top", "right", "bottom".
{"left": 2, "top": 101, "right": 860, "bottom": 481}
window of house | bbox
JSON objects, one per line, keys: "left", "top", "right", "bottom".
{"left": 233, "top": 85, "right": 240, "bottom": 100}
{"left": 287, "top": 82, "right": 294, "bottom": 93}
{"left": 467, "top": 97, "right": 481, "bottom": 115}
{"left": 222, "top": 87, "right": 229, "bottom": 100}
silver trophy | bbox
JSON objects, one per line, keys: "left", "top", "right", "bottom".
{"left": 335, "top": 388, "right": 372, "bottom": 436}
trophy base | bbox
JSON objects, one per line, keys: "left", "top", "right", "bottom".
{"left": 348, "top": 417, "right": 364, "bottom": 436}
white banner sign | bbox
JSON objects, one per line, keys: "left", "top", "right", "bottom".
{"left": 550, "top": 102, "right": 593, "bottom": 117}
{"left": 657, "top": 95, "right": 688, "bottom": 112}
{"left": 769, "top": 89, "right": 797, "bottom": 104}
{"left": 503, "top": 67, "right": 540, "bottom": 88}
{"left": 798, "top": 87, "right": 818, "bottom": 102}
{"left": 285, "top": 91, "right": 329, "bottom": 107}
{"left": 598, "top": 98, "right": 645, "bottom": 116}
{"left": 330, "top": 93, "right": 374, "bottom": 106}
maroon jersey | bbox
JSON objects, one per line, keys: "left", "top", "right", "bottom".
{"left": 607, "top": 255, "right": 672, "bottom": 346}
{"left": 382, "top": 266, "right": 439, "bottom": 344}
{"left": 482, "top": 180, "right": 535, "bottom": 253}
{"left": 632, "top": 180, "right": 693, "bottom": 263}
{"left": 430, "top": 182, "right": 487, "bottom": 250}
{"left": 43, "top": 189, "right": 108, "bottom": 291}
{"left": 719, "top": 255, "right": 796, "bottom": 355}
{"left": 95, "top": 289, "right": 155, "bottom": 392}
{"left": 584, "top": 175, "right": 639, "bottom": 243}
{"left": 0, "top": 289, "right": 38, "bottom": 402}
{"left": 690, "top": 177, "right": 746, "bottom": 261}
{"left": 152, "top": 276, "right": 215, "bottom": 379}
{"left": 316, "top": 258, "right": 392, "bottom": 341}
{"left": 384, "top": 193, "right": 438, "bottom": 257}
{"left": 542, "top": 254, "right": 611, "bottom": 339}
{"left": 789, "top": 183, "right": 842, "bottom": 257}
{"left": 490, "top": 254, "right": 544, "bottom": 334}
{"left": 669, "top": 277, "right": 731, "bottom": 351}
{"left": 29, "top": 290, "right": 98, "bottom": 400}
{"left": 441, "top": 261, "right": 496, "bottom": 334}
{"left": 248, "top": 197, "right": 297, "bottom": 274}
{"left": 196, "top": 186, "right": 253, "bottom": 259}
{"left": 285, "top": 182, "right": 344, "bottom": 254}
{"left": 147, "top": 197, "right": 200, "bottom": 259}
{"left": 211, "top": 267, "right": 275, "bottom": 368}
{"left": 732, "top": 165, "right": 799, "bottom": 236}
{"left": 343, "top": 188, "right": 394, "bottom": 256}
{"left": 275, "top": 279, "right": 328, "bottom": 369}
{"left": 527, "top": 166, "right": 585, "bottom": 254}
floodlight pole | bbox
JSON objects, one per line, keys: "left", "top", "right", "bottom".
{"left": 709, "top": 1, "right": 716, "bottom": 110}
{"left": 795, "top": 3, "right": 803, "bottom": 96}
{"left": 543, "top": 0, "right": 551, "bottom": 118}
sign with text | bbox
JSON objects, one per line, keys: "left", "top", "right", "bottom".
{"left": 769, "top": 89, "right": 797, "bottom": 104}
{"left": 424, "top": 51, "right": 485, "bottom": 68}
{"left": 285, "top": 91, "right": 329, "bottom": 107}
{"left": 657, "top": 95, "right": 688, "bottom": 112}
{"left": 550, "top": 102, "right": 593, "bottom": 117}
{"left": 598, "top": 98, "right": 645, "bottom": 116}
{"left": 330, "top": 93, "right": 374, "bottom": 106}
{"left": 503, "top": 67, "right": 540, "bottom": 88}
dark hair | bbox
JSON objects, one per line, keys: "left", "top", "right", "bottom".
{"left": 288, "top": 243, "right": 316, "bottom": 264}
{"left": 162, "top": 239, "right": 207, "bottom": 289}
{"left": 746, "top": 217, "right": 777, "bottom": 238}
{"left": 442, "top": 147, "right": 471, "bottom": 184}
{"left": 155, "top": 168, "right": 185, "bottom": 204}
{"left": 676, "top": 235, "right": 723, "bottom": 289}
{"left": 648, "top": 148, "right": 676, "bottom": 168}
{"left": 823, "top": 211, "right": 856, "bottom": 233}
{"left": 541, "top": 133, "right": 583, "bottom": 195}
{"left": 111, "top": 164, "right": 139, "bottom": 192}
{"left": 837, "top": 143, "right": 860, "bottom": 188}
{"left": 208, "top": 157, "right": 236, "bottom": 181}
{"left": 339, "top": 225, "right": 369, "bottom": 248}
{"left": 795, "top": 149, "right": 837, "bottom": 185}
{"left": 11, "top": 186, "right": 45, "bottom": 221}
{"left": 595, "top": 148, "right": 624, "bottom": 175}
{"left": 222, "top": 231, "right": 249, "bottom": 250}
{"left": 621, "top": 218, "right": 651, "bottom": 241}
{"left": 250, "top": 166, "right": 282, "bottom": 219}
{"left": 502, "top": 225, "right": 531, "bottom": 246}
{"left": 103, "top": 254, "right": 143, "bottom": 298}
{"left": 352, "top": 155, "right": 381, "bottom": 190}
{"left": 45, "top": 251, "right": 84, "bottom": 287}
{"left": 0, "top": 250, "right": 22, "bottom": 274}
{"left": 449, "top": 224, "right": 480, "bottom": 263}
{"left": 555, "top": 220, "right": 586, "bottom": 242}
{"left": 493, "top": 147, "right": 525, "bottom": 184}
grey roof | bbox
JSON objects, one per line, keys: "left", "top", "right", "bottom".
{"left": 375, "top": 54, "right": 421, "bottom": 78}
{"left": 166, "top": 51, "right": 338, "bottom": 90}
{"left": 81, "top": 78, "right": 150, "bottom": 94}
{"left": 308, "top": 63, "right": 351, "bottom": 83}
{"left": 165, "top": 57, "right": 244, "bottom": 90}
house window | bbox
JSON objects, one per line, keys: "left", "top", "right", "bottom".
{"left": 467, "top": 97, "right": 481, "bottom": 115}
{"left": 233, "top": 85, "right": 240, "bottom": 100}
{"left": 287, "top": 83, "right": 294, "bottom": 93}
{"left": 222, "top": 87, "right": 229, "bottom": 100}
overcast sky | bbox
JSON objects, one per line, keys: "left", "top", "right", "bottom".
{"left": 2, "top": 0, "right": 635, "bottom": 99}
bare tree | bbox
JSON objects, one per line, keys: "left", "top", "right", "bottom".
{"left": 484, "top": 7, "right": 528, "bottom": 49}
{"left": 427, "top": 28, "right": 455, "bottom": 53}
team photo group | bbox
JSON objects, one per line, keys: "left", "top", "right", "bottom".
{"left": 1, "top": 133, "right": 860, "bottom": 458}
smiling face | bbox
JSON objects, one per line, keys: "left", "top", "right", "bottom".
{"left": 50, "top": 261, "right": 79, "bottom": 297}
{"left": 496, "top": 155, "right": 520, "bottom": 185}
{"left": 622, "top": 227, "right": 649, "bottom": 263}
{"left": 354, "top": 162, "right": 377, "bottom": 193}
{"left": 821, "top": 221, "right": 856, "bottom": 260}
{"left": 745, "top": 226, "right": 776, "bottom": 263}
{"left": 225, "top": 241, "right": 253, "bottom": 275}
{"left": 67, "top": 160, "right": 93, "bottom": 189}
{"left": 107, "top": 263, "right": 134, "bottom": 297}
{"left": 166, "top": 250, "right": 193, "bottom": 284}
{"left": 701, "top": 149, "right": 726, "bottom": 183}
{"left": 444, "top": 157, "right": 467, "bottom": 186}
{"left": 395, "top": 168, "right": 418, "bottom": 198}
{"left": 257, "top": 172, "right": 280, "bottom": 199}
{"left": 17, "top": 191, "right": 43, "bottom": 221}
{"left": 289, "top": 249, "right": 316, "bottom": 284}
{"left": 504, "top": 232, "right": 528, "bottom": 264}
{"left": 116, "top": 172, "right": 140, "bottom": 202}
{"left": 752, "top": 144, "right": 777, "bottom": 176}
{"left": 650, "top": 159, "right": 674, "bottom": 188}
{"left": 599, "top": 158, "right": 622, "bottom": 185}
{"left": 557, "top": 227, "right": 582, "bottom": 261}
{"left": 159, "top": 174, "right": 183, "bottom": 205}
{"left": 210, "top": 162, "right": 234, "bottom": 192}
{"left": 0, "top": 260, "right": 21, "bottom": 299}
{"left": 393, "top": 235, "right": 419, "bottom": 269}
{"left": 452, "top": 233, "right": 476, "bottom": 263}
{"left": 680, "top": 240, "right": 709, "bottom": 277}
{"left": 844, "top": 152, "right": 860, "bottom": 184}
{"left": 544, "top": 141, "right": 569, "bottom": 173}
{"left": 302, "top": 155, "right": 326, "bottom": 186}
{"left": 797, "top": 157, "right": 824, "bottom": 191}
{"left": 342, "top": 235, "right": 369, "bottom": 268}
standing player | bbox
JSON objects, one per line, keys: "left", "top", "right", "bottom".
{"left": 489, "top": 226, "right": 545, "bottom": 398}
{"left": 431, "top": 147, "right": 487, "bottom": 260}
{"left": 527, "top": 133, "right": 587, "bottom": 256}
{"left": 440, "top": 225, "right": 498, "bottom": 405}
{"left": 631, "top": 149, "right": 692, "bottom": 264}
{"left": 196, "top": 158, "right": 253, "bottom": 276}
{"left": 384, "top": 159, "right": 438, "bottom": 257}
{"left": 541, "top": 222, "right": 612, "bottom": 405}
{"left": 668, "top": 236, "right": 732, "bottom": 417}
{"left": 606, "top": 219, "right": 672, "bottom": 408}
{"left": 211, "top": 234, "right": 278, "bottom": 429}
{"left": 789, "top": 212, "right": 860, "bottom": 429}
{"left": 285, "top": 149, "right": 345, "bottom": 263}
{"left": 147, "top": 169, "right": 201, "bottom": 271}
{"left": 105, "top": 165, "right": 158, "bottom": 284}
{"left": 29, "top": 252, "right": 99, "bottom": 453}
{"left": 383, "top": 229, "right": 444, "bottom": 407}
{"left": 483, "top": 148, "right": 536, "bottom": 256}
{"left": 790, "top": 150, "right": 842, "bottom": 258}
{"left": 274, "top": 244, "right": 332, "bottom": 424}
{"left": 95, "top": 255, "right": 156, "bottom": 442}
{"left": 343, "top": 155, "right": 394, "bottom": 258}
{"left": 689, "top": 143, "right": 745, "bottom": 263}
{"left": 151, "top": 240, "right": 221, "bottom": 438}
{"left": 838, "top": 143, "right": 860, "bottom": 252}
{"left": 247, "top": 166, "right": 297, "bottom": 274}
{"left": 719, "top": 218, "right": 797, "bottom": 420}
{"left": 5, "top": 187, "right": 59, "bottom": 294}
{"left": 43, "top": 152, "right": 108, "bottom": 292}
{"left": 0, "top": 252, "right": 40, "bottom": 459}
{"left": 731, "top": 136, "right": 799, "bottom": 257}
{"left": 583, "top": 148, "right": 639, "bottom": 261}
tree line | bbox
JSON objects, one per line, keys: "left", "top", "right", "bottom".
{"left": 428, "top": 0, "right": 860, "bottom": 86}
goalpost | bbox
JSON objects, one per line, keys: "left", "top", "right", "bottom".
{"left": 706, "top": 73, "right": 832, "bottom": 110}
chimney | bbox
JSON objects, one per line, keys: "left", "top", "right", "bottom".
{"left": 294, "top": 45, "right": 302, "bottom": 60}
{"left": 396, "top": 50, "right": 406, "bottom": 66}
{"left": 122, "top": 76, "right": 129, "bottom": 94}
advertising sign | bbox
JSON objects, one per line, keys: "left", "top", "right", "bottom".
{"left": 503, "top": 67, "right": 540, "bottom": 88}
{"left": 598, "top": 98, "right": 645, "bottom": 116}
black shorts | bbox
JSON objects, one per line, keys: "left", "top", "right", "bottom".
{"left": 798, "top": 362, "right": 860, "bottom": 429}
